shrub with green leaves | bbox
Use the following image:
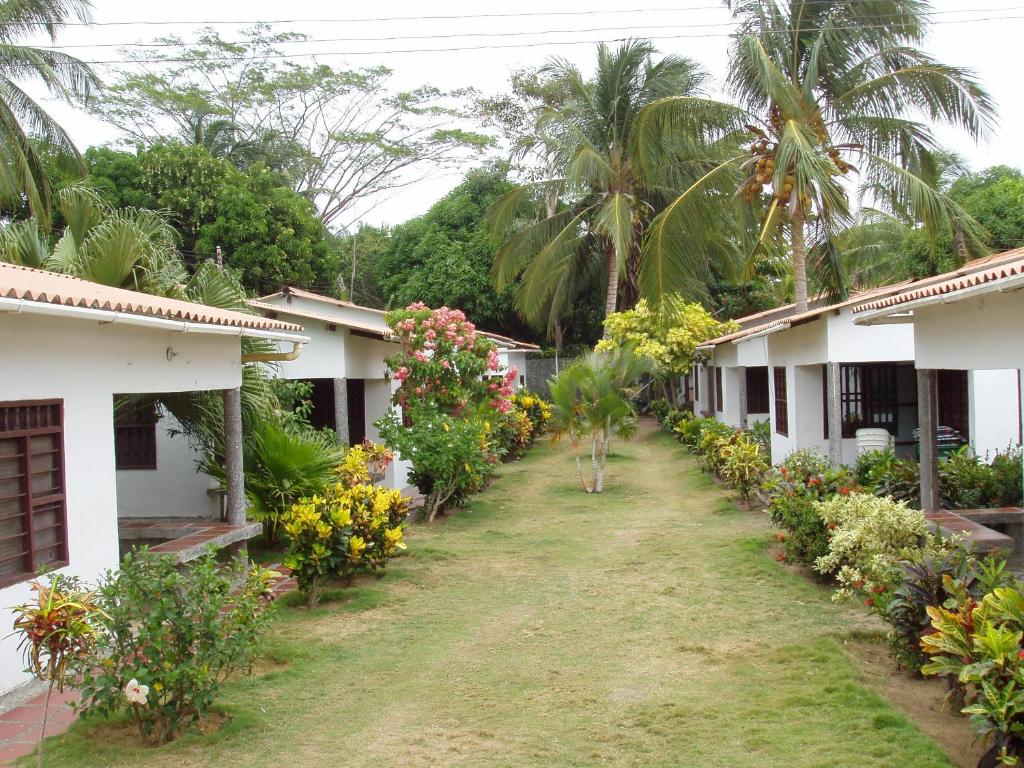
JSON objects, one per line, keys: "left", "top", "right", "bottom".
{"left": 76, "top": 550, "right": 276, "bottom": 745}
{"left": 720, "top": 433, "right": 769, "bottom": 502}
{"left": 855, "top": 449, "right": 920, "bottom": 507}
{"left": 762, "top": 450, "right": 856, "bottom": 567}
{"left": 922, "top": 587, "right": 1024, "bottom": 766}
{"left": 674, "top": 415, "right": 716, "bottom": 448}
{"left": 814, "top": 493, "right": 939, "bottom": 613}
{"left": 660, "top": 408, "right": 691, "bottom": 435}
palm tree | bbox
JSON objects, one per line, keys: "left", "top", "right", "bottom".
{"left": 490, "top": 40, "right": 741, "bottom": 332}
{"left": 0, "top": 0, "right": 99, "bottom": 228}
{"left": 641, "top": 1, "right": 994, "bottom": 312}
{"left": 548, "top": 344, "right": 653, "bottom": 493}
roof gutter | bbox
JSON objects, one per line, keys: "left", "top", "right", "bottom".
{"left": 0, "top": 296, "right": 310, "bottom": 344}
{"left": 854, "top": 271, "right": 1024, "bottom": 326}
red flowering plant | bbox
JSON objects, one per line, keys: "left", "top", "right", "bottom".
{"left": 377, "top": 303, "right": 517, "bottom": 521}
{"left": 761, "top": 450, "right": 857, "bottom": 568}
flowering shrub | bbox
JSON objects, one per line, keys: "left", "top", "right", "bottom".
{"left": 284, "top": 448, "right": 409, "bottom": 606}
{"left": 76, "top": 550, "right": 276, "bottom": 744}
{"left": 378, "top": 303, "right": 515, "bottom": 520}
{"left": 762, "top": 450, "right": 856, "bottom": 566}
{"left": 386, "top": 303, "right": 514, "bottom": 417}
{"left": 814, "top": 493, "right": 938, "bottom": 614}
{"left": 511, "top": 389, "right": 552, "bottom": 438}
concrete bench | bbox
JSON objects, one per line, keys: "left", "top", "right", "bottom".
{"left": 925, "top": 510, "right": 1016, "bottom": 556}
{"left": 119, "top": 518, "right": 263, "bottom": 563}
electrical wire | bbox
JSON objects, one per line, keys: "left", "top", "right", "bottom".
{"left": 66, "top": 14, "right": 1024, "bottom": 64}
{"left": 30, "top": 5, "right": 1024, "bottom": 49}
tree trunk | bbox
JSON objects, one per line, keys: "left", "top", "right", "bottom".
{"left": 553, "top": 316, "right": 564, "bottom": 354}
{"left": 791, "top": 211, "right": 808, "bottom": 313}
{"left": 571, "top": 438, "right": 591, "bottom": 493}
{"left": 603, "top": 242, "right": 619, "bottom": 335}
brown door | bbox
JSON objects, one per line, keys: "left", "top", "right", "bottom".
{"left": 346, "top": 379, "right": 365, "bottom": 447}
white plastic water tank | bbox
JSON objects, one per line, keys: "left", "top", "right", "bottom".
{"left": 855, "top": 428, "right": 894, "bottom": 455}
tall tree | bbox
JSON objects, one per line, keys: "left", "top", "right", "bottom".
{"left": 641, "top": 0, "right": 994, "bottom": 312}
{"left": 89, "top": 26, "right": 491, "bottom": 228}
{"left": 489, "top": 40, "right": 741, "bottom": 332}
{"left": 376, "top": 166, "right": 540, "bottom": 343}
{"left": 0, "top": 0, "right": 98, "bottom": 228}
{"left": 83, "top": 144, "right": 340, "bottom": 295}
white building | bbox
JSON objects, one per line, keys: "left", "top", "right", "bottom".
{"left": 696, "top": 252, "right": 1023, "bottom": 466}
{"left": 115, "top": 286, "right": 539, "bottom": 518}
{"left": 0, "top": 263, "right": 307, "bottom": 695}
{"left": 855, "top": 248, "right": 1024, "bottom": 510}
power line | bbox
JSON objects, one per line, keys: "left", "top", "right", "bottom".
{"left": 10, "top": 2, "right": 1024, "bottom": 28}
{"left": 68, "top": 13, "right": 1024, "bottom": 64}
{"left": 34, "top": 6, "right": 1024, "bottom": 50}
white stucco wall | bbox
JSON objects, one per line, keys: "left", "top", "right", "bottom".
{"left": 273, "top": 320, "right": 345, "bottom": 380}
{"left": 501, "top": 350, "right": 528, "bottom": 390}
{"left": 116, "top": 415, "right": 219, "bottom": 519}
{"left": 0, "top": 312, "right": 242, "bottom": 695}
{"left": 969, "top": 369, "right": 1021, "bottom": 459}
{"left": 914, "top": 292, "right": 1024, "bottom": 370}
{"left": 345, "top": 332, "right": 394, "bottom": 380}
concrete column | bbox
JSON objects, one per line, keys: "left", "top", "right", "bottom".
{"left": 737, "top": 367, "right": 748, "bottom": 429}
{"left": 223, "top": 387, "right": 246, "bottom": 525}
{"left": 704, "top": 366, "right": 714, "bottom": 417}
{"left": 334, "top": 377, "right": 350, "bottom": 446}
{"left": 918, "top": 369, "right": 940, "bottom": 512}
{"left": 826, "top": 362, "right": 843, "bottom": 465}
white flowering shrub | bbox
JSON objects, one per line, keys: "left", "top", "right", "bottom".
{"left": 813, "top": 493, "right": 939, "bottom": 604}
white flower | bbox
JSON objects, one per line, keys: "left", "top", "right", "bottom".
{"left": 124, "top": 678, "right": 149, "bottom": 705}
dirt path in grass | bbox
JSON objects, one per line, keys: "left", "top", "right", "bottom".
{"left": 47, "top": 422, "right": 971, "bottom": 768}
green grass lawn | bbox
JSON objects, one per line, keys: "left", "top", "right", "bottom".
{"left": 34, "top": 424, "right": 954, "bottom": 767}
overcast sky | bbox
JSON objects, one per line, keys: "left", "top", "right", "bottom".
{"left": 26, "top": 0, "right": 1024, "bottom": 227}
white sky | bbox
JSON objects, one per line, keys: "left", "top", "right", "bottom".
{"left": 26, "top": 0, "right": 1024, "bottom": 227}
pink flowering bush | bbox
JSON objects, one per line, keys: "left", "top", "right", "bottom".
{"left": 377, "top": 303, "right": 517, "bottom": 521}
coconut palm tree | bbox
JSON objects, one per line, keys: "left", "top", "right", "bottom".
{"left": 0, "top": 0, "right": 99, "bottom": 228}
{"left": 489, "top": 40, "right": 742, "bottom": 332}
{"left": 640, "top": 1, "right": 995, "bottom": 312}
{"left": 548, "top": 343, "right": 654, "bottom": 493}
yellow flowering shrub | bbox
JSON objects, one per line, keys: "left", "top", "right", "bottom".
{"left": 283, "top": 450, "right": 410, "bottom": 606}
{"left": 596, "top": 296, "right": 738, "bottom": 377}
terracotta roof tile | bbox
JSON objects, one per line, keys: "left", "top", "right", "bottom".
{"left": 857, "top": 248, "right": 1024, "bottom": 313}
{"left": 259, "top": 286, "right": 541, "bottom": 350}
{"left": 0, "top": 263, "right": 303, "bottom": 333}
{"left": 701, "top": 281, "right": 914, "bottom": 348}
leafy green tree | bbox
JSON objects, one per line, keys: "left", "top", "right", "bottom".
{"left": 0, "top": 0, "right": 98, "bottom": 228}
{"left": 899, "top": 165, "right": 1024, "bottom": 277}
{"left": 596, "top": 296, "right": 738, "bottom": 403}
{"left": 332, "top": 223, "right": 390, "bottom": 308}
{"left": 651, "top": 0, "right": 994, "bottom": 312}
{"left": 377, "top": 167, "right": 539, "bottom": 342}
{"left": 489, "top": 40, "right": 740, "bottom": 328}
{"left": 84, "top": 143, "right": 340, "bottom": 294}
{"left": 89, "top": 26, "right": 491, "bottom": 227}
